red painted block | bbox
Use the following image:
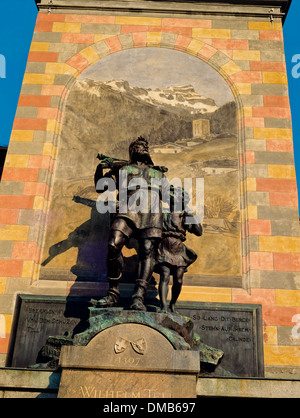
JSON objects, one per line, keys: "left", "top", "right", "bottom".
{"left": 28, "top": 155, "right": 51, "bottom": 169}
{"left": 274, "top": 253, "right": 300, "bottom": 271}
{"left": 249, "top": 251, "right": 274, "bottom": 270}
{"left": 37, "top": 13, "right": 65, "bottom": 22}
{"left": 2, "top": 168, "right": 39, "bottom": 183}
{"left": 61, "top": 33, "right": 94, "bottom": 43}
{"left": 13, "top": 118, "right": 47, "bottom": 131}
{"left": 256, "top": 178, "right": 297, "bottom": 193}
{"left": 0, "top": 260, "right": 23, "bottom": 277}
{"left": 245, "top": 150, "right": 255, "bottom": 164}
{"left": 18, "top": 95, "right": 51, "bottom": 107}
{"left": 132, "top": 32, "right": 147, "bottom": 47}
{"left": 35, "top": 21, "right": 53, "bottom": 32}
{"left": 0, "top": 208, "right": 19, "bottom": 225}
{"left": 37, "top": 107, "right": 59, "bottom": 119}
{"left": 66, "top": 54, "right": 89, "bottom": 71}
{"left": 262, "top": 306, "right": 300, "bottom": 326}
{"left": 264, "top": 95, "right": 290, "bottom": 108}
{"left": 244, "top": 117, "right": 265, "bottom": 127}
{"left": 12, "top": 241, "right": 37, "bottom": 261}
{"left": 249, "top": 219, "right": 272, "bottom": 236}
{"left": 149, "top": 26, "right": 191, "bottom": 37}
{"left": 232, "top": 288, "right": 276, "bottom": 305}
{"left": 0, "top": 336, "right": 9, "bottom": 354}
{"left": 65, "top": 14, "right": 115, "bottom": 24}
{"left": 266, "top": 140, "right": 294, "bottom": 153}
{"left": 121, "top": 25, "right": 149, "bottom": 34}
{"left": 41, "top": 85, "right": 66, "bottom": 96}
{"left": 251, "top": 61, "right": 286, "bottom": 72}
{"left": 105, "top": 36, "right": 122, "bottom": 52}
{"left": 0, "top": 195, "right": 34, "bottom": 210}
{"left": 269, "top": 192, "right": 298, "bottom": 207}
{"left": 252, "top": 107, "right": 291, "bottom": 119}
{"left": 28, "top": 51, "right": 59, "bottom": 62}
{"left": 174, "top": 35, "right": 190, "bottom": 51}
{"left": 198, "top": 44, "right": 217, "bottom": 60}
{"left": 162, "top": 18, "right": 211, "bottom": 28}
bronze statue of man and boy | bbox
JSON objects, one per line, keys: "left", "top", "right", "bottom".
{"left": 94, "top": 137, "right": 202, "bottom": 312}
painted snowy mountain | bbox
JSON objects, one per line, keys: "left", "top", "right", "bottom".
{"left": 76, "top": 79, "right": 219, "bottom": 114}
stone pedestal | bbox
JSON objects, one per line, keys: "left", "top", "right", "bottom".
{"left": 58, "top": 313, "right": 200, "bottom": 398}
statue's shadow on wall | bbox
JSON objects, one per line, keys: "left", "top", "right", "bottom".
{"left": 40, "top": 195, "right": 158, "bottom": 338}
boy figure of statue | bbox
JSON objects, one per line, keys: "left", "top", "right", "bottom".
{"left": 156, "top": 188, "right": 203, "bottom": 313}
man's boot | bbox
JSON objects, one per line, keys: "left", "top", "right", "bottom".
{"left": 94, "top": 276, "right": 120, "bottom": 308}
{"left": 130, "top": 279, "right": 149, "bottom": 311}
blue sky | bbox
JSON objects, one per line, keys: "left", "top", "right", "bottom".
{"left": 0, "top": 0, "right": 299, "bottom": 182}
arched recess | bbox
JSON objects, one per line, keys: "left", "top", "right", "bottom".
{"left": 37, "top": 32, "right": 251, "bottom": 291}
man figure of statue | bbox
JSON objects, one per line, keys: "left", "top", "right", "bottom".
{"left": 94, "top": 137, "right": 169, "bottom": 311}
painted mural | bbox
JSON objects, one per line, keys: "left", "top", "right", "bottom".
{"left": 40, "top": 48, "right": 241, "bottom": 284}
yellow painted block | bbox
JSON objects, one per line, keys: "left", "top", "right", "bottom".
{"left": 79, "top": 46, "right": 100, "bottom": 65}
{"left": 0, "top": 278, "right": 6, "bottom": 294}
{"left": 22, "top": 260, "right": 35, "bottom": 279}
{"left": 178, "top": 286, "right": 232, "bottom": 303}
{"left": 10, "top": 130, "right": 34, "bottom": 142}
{"left": 4, "top": 154, "right": 29, "bottom": 168}
{"left": 248, "top": 206, "right": 258, "bottom": 219}
{"left": 233, "top": 50, "right": 261, "bottom": 61}
{"left": 43, "top": 142, "right": 57, "bottom": 159}
{"left": 235, "top": 83, "right": 252, "bottom": 95}
{"left": 221, "top": 60, "right": 242, "bottom": 76}
{"left": 264, "top": 346, "right": 300, "bottom": 366}
{"left": 243, "top": 107, "right": 253, "bottom": 117}
{"left": 254, "top": 128, "right": 293, "bottom": 140}
{"left": 192, "top": 28, "right": 231, "bottom": 39}
{"left": 268, "top": 164, "right": 296, "bottom": 179}
{"left": 264, "top": 326, "right": 278, "bottom": 345}
{"left": 186, "top": 39, "right": 204, "bottom": 55}
{"left": 45, "top": 63, "right": 77, "bottom": 75}
{"left": 0, "top": 225, "right": 29, "bottom": 241}
{"left": 33, "top": 196, "right": 45, "bottom": 210}
{"left": 259, "top": 236, "right": 300, "bottom": 253}
{"left": 276, "top": 290, "right": 300, "bottom": 307}
{"left": 115, "top": 16, "right": 161, "bottom": 26}
{"left": 30, "top": 42, "right": 49, "bottom": 52}
{"left": 23, "top": 73, "right": 55, "bottom": 85}
{"left": 147, "top": 32, "right": 162, "bottom": 45}
{"left": 0, "top": 314, "right": 12, "bottom": 334}
{"left": 247, "top": 178, "right": 256, "bottom": 191}
{"left": 52, "top": 22, "right": 81, "bottom": 33}
{"left": 262, "top": 72, "right": 288, "bottom": 84}
{"left": 248, "top": 21, "right": 282, "bottom": 31}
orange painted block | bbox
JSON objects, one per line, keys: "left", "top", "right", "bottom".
{"left": 105, "top": 36, "right": 122, "bottom": 52}
{"left": 1, "top": 168, "right": 39, "bottom": 182}
{"left": 0, "top": 335, "right": 9, "bottom": 354}
{"left": 161, "top": 18, "right": 211, "bottom": 28}
{"left": 231, "top": 71, "right": 262, "bottom": 83}
{"left": 212, "top": 39, "right": 249, "bottom": 50}
{"left": 232, "top": 288, "right": 275, "bottom": 305}
{"left": 37, "top": 107, "right": 59, "bottom": 119}
{"left": 249, "top": 251, "right": 273, "bottom": 270}
{"left": 37, "top": 13, "right": 65, "bottom": 22}
{"left": 121, "top": 25, "right": 149, "bottom": 34}
{"left": 64, "top": 14, "right": 114, "bottom": 24}
{"left": 260, "top": 30, "right": 283, "bottom": 41}
{"left": 274, "top": 253, "right": 300, "bottom": 271}
{"left": 245, "top": 150, "right": 255, "bottom": 164}
{"left": 35, "top": 21, "right": 53, "bottom": 32}
{"left": 249, "top": 219, "right": 271, "bottom": 236}
{"left": 28, "top": 51, "right": 59, "bottom": 62}
{"left": 28, "top": 155, "right": 51, "bottom": 169}
{"left": 262, "top": 306, "right": 300, "bottom": 326}
{"left": 250, "top": 61, "right": 286, "bottom": 72}
{"left": 132, "top": 32, "right": 147, "bottom": 47}
{"left": 61, "top": 33, "right": 94, "bottom": 43}
{"left": 23, "top": 182, "right": 46, "bottom": 196}
{"left": 12, "top": 241, "right": 37, "bottom": 261}
{"left": 66, "top": 53, "right": 89, "bottom": 71}
{"left": 18, "top": 95, "right": 51, "bottom": 107}
{"left": 252, "top": 107, "right": 291, "bottom": 119}
{"left": 13, "top": 118, "right": 47, "bottom": 131}
{"left": 0, "top": 195, "right": 34, "bottom": 210}
{"left": 0, "top": 260, "right": 23, "bottom": 277}
{"left": 158, "top": 26, "right": 191, "bottom": 37}
{"left": 198, "top": 44, "right": 217, "bottom": 60}
{"left": 174, "top": 35, "right": 191, "bottom": 51}
{"left": 266, "top": 140, "right": 293, "bottom": 152}
{"left": 264, "top": 95, "right": 290, "bottom": 108}
{"left": 269, "top": 192, "right": 298, "bottom": 207}
{"left": 256, "top": 178, "right": 297, "bottom": 192}
{"left": 244, "top": 117, "right": 264, "bottom": 127}
{"left": 41, "top": 85, "right": 66, "bottom": 96}
{"left": 0, "top": 208, "right": 19, "bottom": 225}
